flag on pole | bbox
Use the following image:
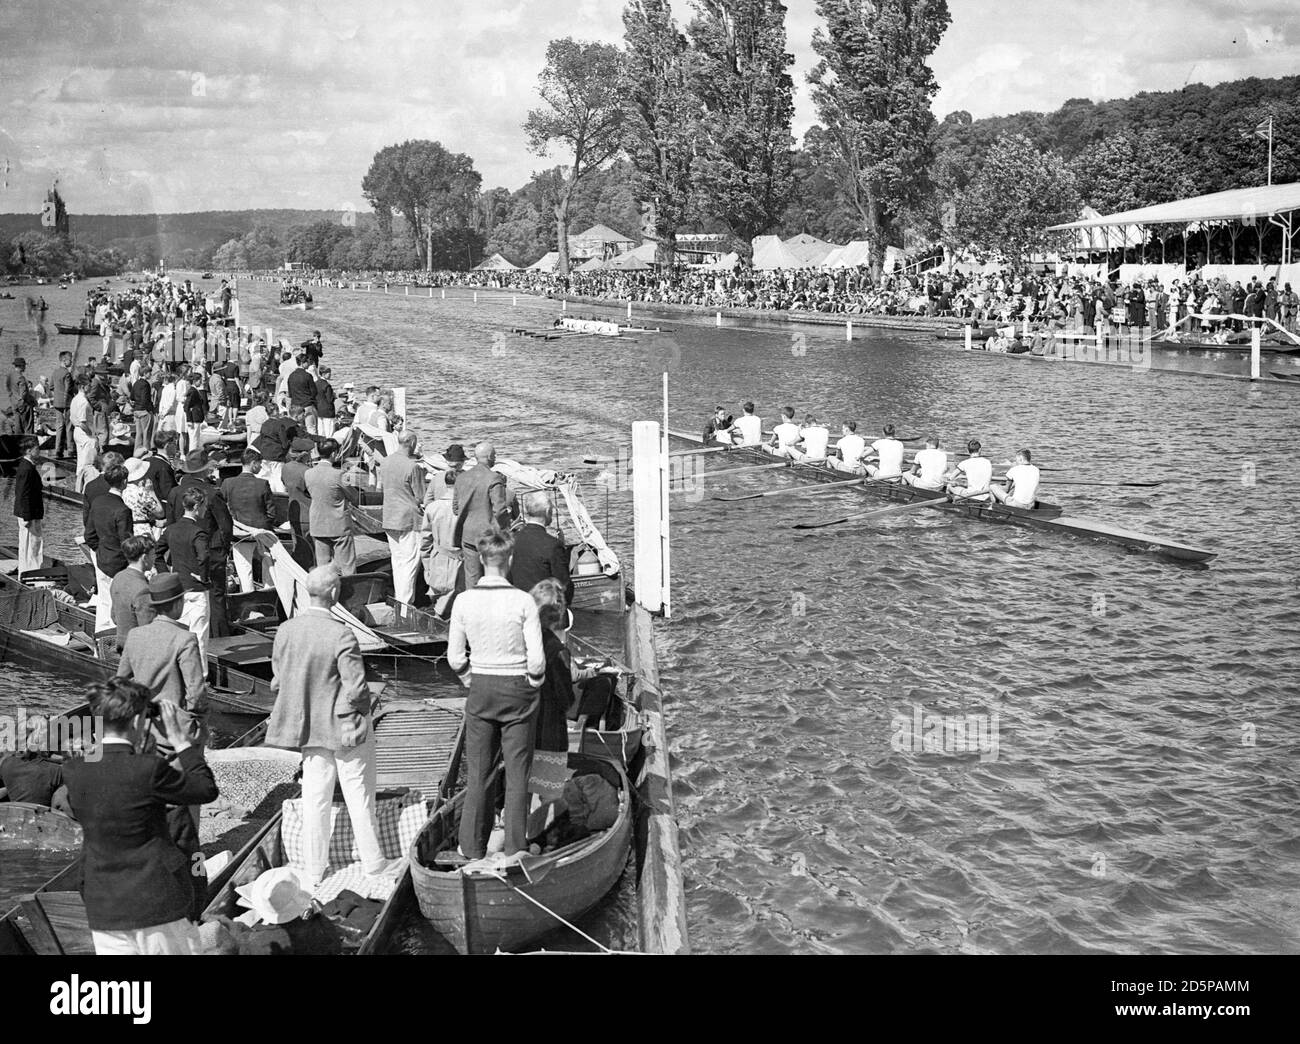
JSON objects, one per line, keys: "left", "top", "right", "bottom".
{"left": 1254, "top": 118, "right": 1272, "bottom": 140}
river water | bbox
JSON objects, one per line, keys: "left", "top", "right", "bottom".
{"left": 3, "top": 276, "right": 1299, "bottom": 953}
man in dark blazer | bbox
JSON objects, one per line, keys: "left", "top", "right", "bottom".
{"left": 143, "top": 431, "right": 177, "bottom": 503}
{"left": 314, "top": 365, "right": 337, "bottom": 438}
{"left": 508, "top": 489, "right": 573, "bottom": 606}
{"left": 452, "top": 442, "right": 511, "bottom": 590}
{"left": 84, "top": 462, "right": 134, "bottom": 634}
{"left": 130, "top": 366, "right": 156, "bottom": 455}
{"left": 12, "top": 435, "right": 44, "bottom": 575}
{"left": 81, "top": 450, "right": 126, "bottom": 528}
{"left": 109, "top": 534, "right": 156, "bottom": 651}
{"left": 166, "top": 451, "right": 233, "bottom": 639}
{"left": 62, "top": 677, "right": 217, "bottom": 954}
{"left": 286, "top": 359, "right": 317, "bottom": 434}
{"left": 157, "top": 488, "right": 215, "bottom": 661}
{"left": 304, "top": 438, "right": 355, "bottom": 574}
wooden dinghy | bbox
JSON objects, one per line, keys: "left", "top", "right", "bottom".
{"left": 54, "top": 323, "right": 98, "bottom": 336}
{"left": 199, "top": 701, "right": 465, "bottom": 955}
{"left": 0, "top": 801, "right": 83, "bottom": 848}
{"left": 409, "top": 752, "right": 632, "bottom": 954}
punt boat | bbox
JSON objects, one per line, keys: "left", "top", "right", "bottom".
{"left": 670, "top": 430, "right": 1218, "bottom": 564}
{"left": 200, "top": 701, "right": 465, "bottom": 956}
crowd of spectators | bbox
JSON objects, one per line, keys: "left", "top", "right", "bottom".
{"left": 282, "top": 263, "right": 1300, "bottom": 334}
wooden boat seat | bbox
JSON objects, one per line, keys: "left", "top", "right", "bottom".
{"left": 205, "top": 632, "right": 274, "bottom": 668}
{"left": 17, "top": 892, "right": 95, "bottom": 956}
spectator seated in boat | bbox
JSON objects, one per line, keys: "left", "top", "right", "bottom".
{"left": 0, "top": 750, "right": 70, "bottom": 811}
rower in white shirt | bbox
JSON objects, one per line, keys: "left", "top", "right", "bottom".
{"left": 902, "top": 436, "right": 947, "bottom": 489}
{"left": 792, "top": 414, "right": 830, "bottom": 462}
{"left": 945, "top": 439, "right": 993, "bottom": 501}
{"left": 768, "top": 406, "right": 802, "bottom": 458}
{"left": 990, "top": 448, "right": 1041, "bottom": 508}
{"left": 829, "top": 421, "right": 867, "bottom": 474}
{"left": 864, "top": 424, "right": 905, "bottom": 479}
{"left": 733, "top": 402, "right": 763, "bottom": 447}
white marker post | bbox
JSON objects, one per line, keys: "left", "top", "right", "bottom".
{"left": 627, "top": 301, "right": 632, "bottom": 321}
{"left": 715, "top": 312, "right": 721, "bottom": 327}
{"left": 441, "top": 289, "right": 446, "bottom": 300}
{"left": 964, "top": 325, "right": 972, "bottom": 350}
{"left": 513, "top": 295, "right": 518, "bottom": 306}
{"left": 474, "top": 291, "right": 478, "bottom": 304}
{"left": 404, "top": 284, "right": 409, "bottom": 295}
{"left": 846, "top": 320, "right": 853, "bottom": 341}
{"left": 632, "top": 416, "right": 670, "bottom": 617}
{"left": 1251, "top": 325, "right": 1262, "bottom": 380}
{"left": 562, "top": 299, "right": 567, "bottom": 312}
{"left": 428, "top": 287, "right": 432, "bottom": 298}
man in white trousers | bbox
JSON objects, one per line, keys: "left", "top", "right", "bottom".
{"left": 377, "top": 430, "right": 426, "bottom": 605}
{"left": 263, "top": 565, "right": 395, "bottom": 889}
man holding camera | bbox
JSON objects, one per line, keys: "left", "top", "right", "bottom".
{"left": 63, "top": 677, "right": 218, "bottom": 955}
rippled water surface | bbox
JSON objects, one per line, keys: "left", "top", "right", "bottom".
{"left": 3, "top": 279, "right": 1299, "bottom": 952}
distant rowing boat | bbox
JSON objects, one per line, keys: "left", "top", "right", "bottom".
{"left": 670, "top": 430, "right": 1217, "bottom": 564}
{"left": 54, "top": 323, "right": 98, "bottom": 336}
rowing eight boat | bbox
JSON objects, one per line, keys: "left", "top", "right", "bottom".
{"left": 669, "top": 430, "right": 1217, "bottom": 564}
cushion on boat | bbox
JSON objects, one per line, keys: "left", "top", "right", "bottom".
{"left": 279, "top": 792, "right": 427, "bottom": 902}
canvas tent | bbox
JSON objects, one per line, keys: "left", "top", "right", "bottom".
{"left": 527, "top": 251, "right": 559, "bottom": 272}
{"left": 574, "top": 255, "right": 607, "bottom": 272}
{"left": 474, "top": 252, "right": 518, "bottom": 271}
{"left": 822, "top": 240, "right": 871, "bottom": 268}
{"left": 568, "top": 223, "right": 635, "bottom": 262}
{"left": 606, "top": 241, "right": 657, "bottom": 270}
{"left": 783, "top": 233, "right": 840, "bottom": 266}
{"left": 751, "top": 235, "right": 805, "bottom": 270}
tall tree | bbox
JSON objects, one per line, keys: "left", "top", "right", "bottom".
{"left": 808, "top": 0, "right": 951, "bottom": 277}
{"left": 525, "top": 38, "right": 626, "bottom": 277}
{"left": 1070, "top": 132, "right": 1202, "bottom": 214}
{"left": 362, "top": 141, "right": 482, "bottom": 272}
{"left": 688, "top": 0, "right": 795, "bottom": 252}
{"left": 622, "top": 0, "right": 699, "bottom": 265}
{"left": 954, "top": 134, "right": 1080, "bottom": 272}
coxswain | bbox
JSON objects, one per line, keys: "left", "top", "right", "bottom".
{"left": 829, "top": 420, "right": 867, "bottom": 474}
{"left": 733, "top": 401, "right": 763, "bottom": 446}
{"left": 945, "top": 439, "right": 993, "bottom": 501}
{"left": 791, "top": 414, "right": 830, "bottom": 463}
{"left": 702, "top": 405, "right": 735, "bottom": 445}
{"left": 768, "top": 406, "right": 801, "bottom": 458}
{"left": 990, "top": 449, "right": 1041, "bottom": 508}
{"left": 863, "top": 424, "right": 904, "bottom": 479}
{"left": 902, "top": 436, "right": 947, "bottom": 489}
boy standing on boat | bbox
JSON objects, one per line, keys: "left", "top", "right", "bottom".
{"left": 446, "top": 530, "right": 545, "bottom": 863}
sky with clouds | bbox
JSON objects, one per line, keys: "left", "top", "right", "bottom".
{"left": 0, "top": 0, "right": 1296, "bottom": 214}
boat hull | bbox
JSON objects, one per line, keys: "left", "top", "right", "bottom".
{"left": 409, "top": 753, "right": 632, "bottom": 954}
{"left": 669, "top": 432, "right": 1215, "bottom": 563}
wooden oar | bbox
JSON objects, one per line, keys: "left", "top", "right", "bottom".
{"left": 583, "top": 443, "right": 730, "bottom": 464}
{"left": 793, "top": 488, "right": 992, "bottom": 530}
{"left": 707, "top": 460, "right": 792, "bottom": 477}
{"left": 711, "top": 475, "right": 866, "bottom": 502}
{"left": 993, "top": 473, "right": 1162, "bottom": 488}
